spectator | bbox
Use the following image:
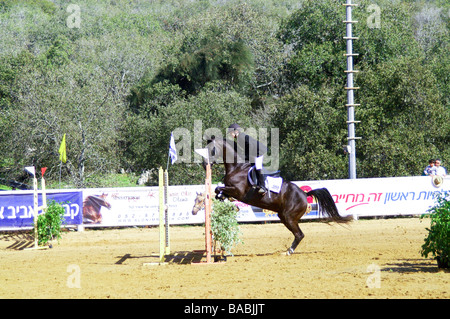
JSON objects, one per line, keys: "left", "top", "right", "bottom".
{"left": 434, "top": 159, "right": 447, "bottom": 177}
{"left": 423, "top": 159, "right": 436, "bottom": 176}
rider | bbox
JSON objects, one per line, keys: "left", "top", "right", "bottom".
{"left": 228, "top": 124, "right": 268, "bottom": 194}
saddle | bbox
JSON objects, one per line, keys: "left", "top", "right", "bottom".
{"left": 247, "top": 166, "right": 280, "bottom": 186}
{"left": 243, "top": 167, "right": 282, "bottom": 202}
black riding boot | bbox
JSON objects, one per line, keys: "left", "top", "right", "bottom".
{"left": 256, "top": 169, "right": 267, "bottom": 194}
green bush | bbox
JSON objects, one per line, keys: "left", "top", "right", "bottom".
{"left": 211, "top": 199, "right": 242, "bottom": 255}
{"left": 34, "top": 200, "right": 66, "bottom": 246}
{"left": 421, "top": 192, "right": 450, "bottom": 269}
{"left": 0, "top": 0, "right": 56, "bottom": 14}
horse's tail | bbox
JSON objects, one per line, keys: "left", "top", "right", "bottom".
{"left": 307, "top": 188, "right": 351, "bottom": 223}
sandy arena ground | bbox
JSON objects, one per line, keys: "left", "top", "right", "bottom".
{"left": 0, "top": 217, "right": 448, "bottom": 299}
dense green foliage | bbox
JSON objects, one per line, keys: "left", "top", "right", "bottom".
{"left": 35, "top": 199, "right": 66, "bottom": 246}
{"left": 0, "top": 0, "right": 448, "bottom": 188}
{"left": 211, "top": 199, "right": 242, "bottom": 255}
{"left": 421, "top": 192, "right": 450, "bottom": 268}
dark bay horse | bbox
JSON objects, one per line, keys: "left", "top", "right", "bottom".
{"left": 205, "top": 137, "right": 350, "bottom": 255}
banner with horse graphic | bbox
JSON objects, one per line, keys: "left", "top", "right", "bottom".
{"left": 81, "top": 187, "right": 205, "bottom": 227}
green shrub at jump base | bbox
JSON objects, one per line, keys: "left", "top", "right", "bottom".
{"left": 211, "top": 199, "right": 242, "bottom": 256}
{"left": 34, "top": 200, "right": 66, "bottom": 247}
{"left": 421, "top": 192, "right": 450, "bottom": 270}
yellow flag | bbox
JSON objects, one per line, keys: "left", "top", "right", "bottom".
{"left": 59, "top": 134, "right": 67, "bottom": 163}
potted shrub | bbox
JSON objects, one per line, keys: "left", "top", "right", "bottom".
{"left": 421, "top": 192, "right": 450, "bottom": 270}
{"left": 211, "top": 199, "right": 243, "bottom": 260}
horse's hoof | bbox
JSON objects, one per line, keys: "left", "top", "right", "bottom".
{"left": 280, "top": 251, "right": 291, "bottom": 256}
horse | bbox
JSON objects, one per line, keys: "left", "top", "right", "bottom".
{"left": 204, "top": 136, "right": 350, "bottom": 255}
{"left": 83, "top": 193, "right": 111, "bottom": 224}
{"left": 192, "top": 192, "right": 206, "bottom": 215}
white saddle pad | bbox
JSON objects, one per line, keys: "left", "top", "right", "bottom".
{"left": 265, "top": 176, "right": 283, "bottom": 193}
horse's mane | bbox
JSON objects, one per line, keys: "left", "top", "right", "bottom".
{"left": 208, "top": 136, "right": 249, "bottom": 166}
{"left": 83, "top": 195, "right": 110, "bottom": 208}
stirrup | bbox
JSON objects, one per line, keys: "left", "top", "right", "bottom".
{"left": 257, "top": 186, "right": 267, "bottom": 195}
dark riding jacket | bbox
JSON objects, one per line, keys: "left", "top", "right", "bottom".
{"left": 234, "top": 132, "right": 267, "bottom": 164}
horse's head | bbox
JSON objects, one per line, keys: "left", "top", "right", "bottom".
{"left": 99, "top": 193, "right": 112, "bottom": 209}
{"left": 86, "top": 194, "right": 111, "bottom": 209}
{"left": 192, "top": 192, "right": 205, "bottom": 215}
{"left": 202, "top": 135, "right": 241, "bottom": 170}
{"left": 82, "top": 194, "right": 111, "bottom": 224}
{"left": 203, "top": 135, "right": 221, "bottom": 168}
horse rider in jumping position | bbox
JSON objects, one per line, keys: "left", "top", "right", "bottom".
{"left": 228, "top": 124, "right": 268, "bottom": 195}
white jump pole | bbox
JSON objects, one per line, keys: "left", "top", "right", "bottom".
{"left": 25, "top": 166, "right": 48, "bottom": 251}
{"left": 32, "top": 175, "right": 39, "bottom": 249}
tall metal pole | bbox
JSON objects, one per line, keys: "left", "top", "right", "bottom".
{"left": 343, "top": 0, "right": 360, "bottom": 179}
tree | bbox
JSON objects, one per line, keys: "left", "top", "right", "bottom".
{"left": 353, "top": 0, "right": 422, "bottom": 67}
{"left": 3, "top": 60, "right": 127, "bottom": 187}
{"left": 278, "top": 0, "right": 346, "bottom": 90}
{"left": 124, "top": 83, "right": 254, "bottom": 185}
{"left": 275, "top": 0, "right": 449, "bottom": 181}
{"left": 272, "top": 85, "right": 348, "bottom": 181}
{"left": 129, "top": 25, "right": 254, "bottom": 108}
{"left": 356, "top": 56, "right": 449, "bottom": 177}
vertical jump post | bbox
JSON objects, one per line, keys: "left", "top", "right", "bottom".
{"left": 204, "top": 161, "right": 213, "bottom": 263}
{"left": 159, "top": 167, "right": 170, "bottom": 262}
{"left": 154, "top": 166, "right": 170, "bottom": 264}
{"left": 145, "top": 167, "right": 170, "bottom": 266}
{"left": 192, "top": 148, "right": 219, "bottom": 265}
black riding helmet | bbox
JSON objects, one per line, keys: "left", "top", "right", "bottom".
{"left": 228, "top": 123, "right": 241, "bottom": 132}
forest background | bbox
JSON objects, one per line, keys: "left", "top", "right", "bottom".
{"left": 0, "top": 0, "right": 448, "bottom": 188}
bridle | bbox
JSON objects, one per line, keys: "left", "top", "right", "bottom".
{"left": 207, "top": 138, "right": 219, "bottom": 165}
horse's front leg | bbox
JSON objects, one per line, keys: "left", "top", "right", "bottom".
{"left": 215, "top": 185, "right": 237, "bottom": 201}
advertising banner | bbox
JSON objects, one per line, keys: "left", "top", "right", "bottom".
{"left": 81, "top": 186, "right": 206, "bottom": 227}
{"left": 0, "top": 191, "right": 83, "bottom": 228}
{"left": 81, "top": 176, "right": 448, "bottom": 227}
{"left": 295, "top": 176, "right": 450, "bottom": 218}
{"left": 2, "top": 176, "right": 447, "bottom": 229}
{"left": 81, "top": 183, "right": 319, "bottom": 227}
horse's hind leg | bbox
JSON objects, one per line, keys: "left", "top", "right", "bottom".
{"left": 280, "top": 213, "right": 305, "bottom": 255}
{"left": 287, "top": 224, "right": 304, "bottom": 255}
